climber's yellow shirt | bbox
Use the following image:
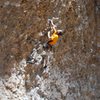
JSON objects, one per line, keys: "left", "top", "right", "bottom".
{"left": 49, "top": 33, "right": 59, "bottom": 45}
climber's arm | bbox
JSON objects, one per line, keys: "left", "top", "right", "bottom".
{"left": 47, "top": 31, "right": 51, "bottom": 39}
{"left": 48, "top": 19, "right": 57, "bottom": 32}
{"left": 47, "top": 26, "right": 57, "bottom": 39}
{"left": 47, "top": 19, "right": 57, "bottom": 39}
{"left": 52, "top": 26, "right": 57, "bottom": 34}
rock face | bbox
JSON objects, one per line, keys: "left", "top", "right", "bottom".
{"left": 0, "top": 0, "right": 99, "bottom": 100}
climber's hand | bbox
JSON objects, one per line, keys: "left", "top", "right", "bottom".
{"left": 48, "top": 19, "right": 56, "bottom": 28}
{"left": 48, "top": 19, "right": 52, "bottom": 25}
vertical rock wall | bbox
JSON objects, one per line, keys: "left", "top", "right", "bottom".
{"left": 0, "top": 0, "right": 99, "bottom": 100}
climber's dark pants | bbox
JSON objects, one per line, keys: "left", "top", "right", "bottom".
{"left": 43, "top": 40, "right": 53, "bottom": 49}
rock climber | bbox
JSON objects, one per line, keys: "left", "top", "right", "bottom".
{"left": 43, "top": 19, "right": 63, "bottom": 49}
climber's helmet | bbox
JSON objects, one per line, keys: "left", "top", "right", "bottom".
{"left": 57, "top": 30, "right": 63, "bottom": 36}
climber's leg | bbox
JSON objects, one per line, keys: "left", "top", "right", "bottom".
{"left": 43, "top": 40, "right": 53, "bottom": 50}
{"left": 43, "top": 42, "right": 49, "bottom": 49}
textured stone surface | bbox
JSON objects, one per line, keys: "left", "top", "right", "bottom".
{"left": 0, "top": 0, "right": 99, "bottom": 100}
